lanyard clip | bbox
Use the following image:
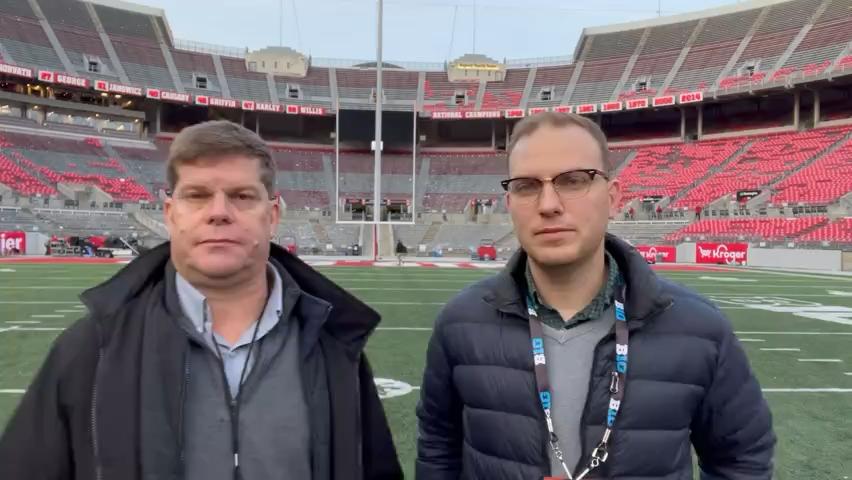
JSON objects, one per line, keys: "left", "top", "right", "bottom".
{"left": 590, "top": 441, "right": 609, "bottom": 467}
{"left": 609, "top": 371, "right": 619, "bottom": 394}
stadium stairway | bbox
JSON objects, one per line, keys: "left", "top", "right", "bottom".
{"left": 378, "top": 224, "right": 394, "bottom": 257}
{"left": 758, "top": 128, "right": 852, "bottom": 202}
{"left": 420, "top": 222, "right": 442, "bottom": 246}
{"left": 5, "top": 150, "right": 53, "bottom": 192}
{"left": 309, "top": 219, "right": 331, "bottom": 246}
{"left": 494, "top": 228, "right": 518, "bottom": 249}
{"left": 101, "top": 143, "right": 135, "bottom": 177}
{"left": 793, "top": 216, "right": 832, "bottom": 239}
{"left": 666, "top": 139, "right": 756, "bottom": 207}
{"left": 130, "top": 210, "right": 169, "bottom": 239}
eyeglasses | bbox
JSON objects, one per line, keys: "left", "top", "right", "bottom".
{"left": 500, "top": 169, "right": 609, "bottom": 204}
{"left": 171, "top": 190, "right": 269, "bottom": 211}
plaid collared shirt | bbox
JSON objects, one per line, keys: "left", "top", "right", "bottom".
{"left": 525, "top": 250, "right": 622, "bottom": 330}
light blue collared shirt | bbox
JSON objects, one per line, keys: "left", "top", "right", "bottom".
{"left": 175, "top": 265, "right": 284, "bottom": 398}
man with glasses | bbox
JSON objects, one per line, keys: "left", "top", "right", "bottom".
{"left": 0, "top": 120, "right": 404, "bottom": 480}
{"left": 415, "top": 112, "right": 775, "bottom": 479}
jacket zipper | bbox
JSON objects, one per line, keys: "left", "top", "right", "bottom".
{"left": 355, "top": 351, "right": 364, "bottom": 480}
{"left": 178, "top": 350, "right": 190, "bottom": 467}
{"left": 90, "top": 322, "right": 105, "bottom": 480}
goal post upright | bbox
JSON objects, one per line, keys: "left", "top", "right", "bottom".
{"left": 372, "top": 0, "right": 383, "bottom": 261}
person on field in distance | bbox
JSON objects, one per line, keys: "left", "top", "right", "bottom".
{"left": 415, "top": 112, "right": 776, "bottom": 480}
{"left": 0, "top": 120, "right": 404, "bottom": 480}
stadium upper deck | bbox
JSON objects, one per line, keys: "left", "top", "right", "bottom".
{"left": 0, "top": 0, "right": 850, "bottom": 117}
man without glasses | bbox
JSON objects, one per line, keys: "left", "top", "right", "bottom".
{"left": 0, "top": 120, "right": 403, "bottom": 480}
{"left": 415, "top": 112, "right": 776, "bottom": 479}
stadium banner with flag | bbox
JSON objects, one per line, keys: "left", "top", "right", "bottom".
{"left": 635, "top": 245, "right": 677, "bottom": 262}
{"left": 695, "top": 242, "right": 748, "bottom": 264}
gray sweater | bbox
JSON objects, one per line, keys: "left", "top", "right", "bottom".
{"left": 175, "top": 267, "right": 313, "bottom": 480}
{"left": 542, "top": 304, "right": 615, "bottom": 475}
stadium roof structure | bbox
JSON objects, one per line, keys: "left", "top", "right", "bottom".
{"left": 0, "top": 0, "right": 850, "bottom": 121}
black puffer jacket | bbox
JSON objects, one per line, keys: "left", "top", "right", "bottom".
{"left": 415, "top": 235, "right": 775, "bottom": 479}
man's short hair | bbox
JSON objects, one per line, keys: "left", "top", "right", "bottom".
{"left": 506, "top": 112, "right": 611, "bottom": 172}
{"left": 167, "top": 120, "right": 276, "bottom": 196}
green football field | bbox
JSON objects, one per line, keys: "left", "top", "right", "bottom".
{"left": 0, "top": 262, "right": 851, "bottom": 479}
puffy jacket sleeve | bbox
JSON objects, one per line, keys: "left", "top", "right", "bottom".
{"left": 692, "top": 313, "right": 776, "bottom": 480}
{"left": 0, "top": 318, "right": 96, "bottom": 480}
{"left": 359, "top": 354, "right": 405, "bottom": 480}
{"left": 415, "top": 307, "right": 463, "bottom": 480}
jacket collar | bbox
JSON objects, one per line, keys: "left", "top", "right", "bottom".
{"left": 484, "top": 233, "right": 672, "bottom": 323}
{"left": 79, "top": 241, "right": 382, "bottom": 351}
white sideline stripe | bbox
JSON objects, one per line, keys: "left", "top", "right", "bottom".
{"left": 5, "top": 320, "right": 41, "bottom": 324}
{"left": 760, "top": 348, "right": 801, "bottom": 352}
{"left": 1, "top": 387, "right": 849, "bottom": 395}
{"left": 31, "top": 314, "right": 65, "bottom": 318}
{"left": 738, "top": 338, "right": 765, "bottom": 342}
{"left": 797, "top": 359, "right": 843, "bottom": 363}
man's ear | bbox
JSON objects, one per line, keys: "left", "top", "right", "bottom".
{"left": 607, "top": 179, "right": 622, "bottom": 220}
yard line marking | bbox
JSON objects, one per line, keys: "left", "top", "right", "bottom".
{"left": 762, "top": 388, "right": 852, "bottom": 393}
{"left": 844, "top": 373, "right": 852, "bottom": 376}
{"left": 826, "top": 290, "right": 852, "bottom": 297}
{"left": 367, "top": 302, "right": 447, "bottom": 305}
{"left": 797, "top": 359, "right": 843, "bottom": 363}
{"left": 738, "top": 338, "right": 765, "bottom": 342}
{"left": 760, "top": 348, "right": 801, "bottom": 352}
{"left": 377, "top": 327, "right": 433, "bottom": 331}
{"left": 55, "top": 309, "right": 83, "bottom": 313}
{"left": 31, "top": 314, "right": 65, "bottom": 318}
{"left": 3, "top": 387, "right": 849, "bottom": 395}
{"left": 740, "top": 269, "right": 852, "bottom": 282}
{"left": 5, "top": 283, "right": 852, "bottom": 289}
{"left": 72, "top": 305, "right": 86, "bottom": 309}
{"left": 0, "top": 301, "right": 83, "bottom": 305}
{"left": 0, "top": 327, "right": 65, "bottom": 331}
{"left": 5, "top": 320, "right": 41, "bottom": 324}
{"left": 735, "top": 331, "right": 852, "bottom": 335}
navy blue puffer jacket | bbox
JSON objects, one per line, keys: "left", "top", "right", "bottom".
{"left": 415, "top": 235, "right": 775, "bottom": 480}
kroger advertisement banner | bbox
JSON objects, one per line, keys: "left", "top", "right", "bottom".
{"left": 635, "top": 245, "right": 677, "bottom": 262}
{"left": 695, "top": 242, "right": 748, "bottom": 264}
{"left": 0, "top": 231, "right": 26, "bottom": 255}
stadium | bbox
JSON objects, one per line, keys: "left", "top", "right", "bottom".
{"left": 0, "top": 0, "right": 851, "bottom": 476}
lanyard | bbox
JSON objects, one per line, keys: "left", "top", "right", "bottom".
{"left": 527, "top": 287, "right": 629, "bottom": 480}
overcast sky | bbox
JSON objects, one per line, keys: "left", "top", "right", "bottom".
{"left": 140, "top": 0, "right": 743, "bottom": 63}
